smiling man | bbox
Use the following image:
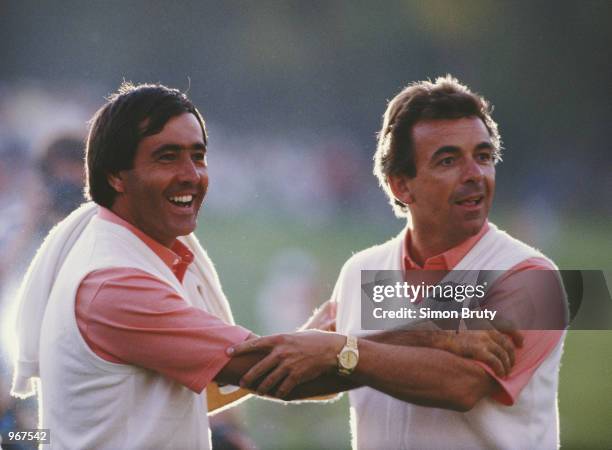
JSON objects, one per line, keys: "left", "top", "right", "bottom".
{"left": 106, "top": 112, "right": 208, "bottom": 246}
{"left": 231, "top": 76, "right": 566, "bottom": 449}
{"left": 34, "top": 83, "right": 260, "bottom": 449}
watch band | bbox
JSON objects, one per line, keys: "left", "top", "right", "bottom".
{"left": 346, "top": 335, "right": 358, "bottom": 351}
{"left": 337, "top": 335, "right": 359, "bottom": 376}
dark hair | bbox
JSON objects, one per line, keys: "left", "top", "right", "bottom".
{"left": 374, "top": 75, "right": 502, "bottom": 216}
{"left": 85, "top": 82, "right": 207, "bottom": 208}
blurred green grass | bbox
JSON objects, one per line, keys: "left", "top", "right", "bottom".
{"left": 198, "top": 209, "right": 611, "bottom": 449}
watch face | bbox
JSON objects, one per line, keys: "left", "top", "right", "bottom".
{"left": 340, "top": 349, "right": 358, "bottom": 369}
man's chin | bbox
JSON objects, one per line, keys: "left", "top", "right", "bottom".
{"left": 154, "top": 216, "right": 195, "bottom": 240}
{"left": 464, "top": 217, "right": 487, "bottom": 236}
{"left": 173, "top": 220, "right": 198, "bottom": 238}
{"left": 451, "top": 213, "right": 485, "bottom": 237}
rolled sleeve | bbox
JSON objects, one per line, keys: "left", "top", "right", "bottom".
{"left": 473, "top": 257, "right": 565, "bottom": 405}
{"left": 474, "top": 330, "right": 563, "bottom": 405}
{"left": 77, "top": 268, "right": 251, "bottom": 393}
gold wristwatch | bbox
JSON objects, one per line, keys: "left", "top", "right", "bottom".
{"left": 337, "top": 335, "right": 359, "bottom": 376}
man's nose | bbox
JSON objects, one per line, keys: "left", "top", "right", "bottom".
{"left": 462, "top": 157, "right": 484, "bottom": 183}
{"left": 176, "top": 155, "right": 201, "bottom": 183}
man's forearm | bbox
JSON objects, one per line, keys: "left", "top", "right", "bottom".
{"left": 283, "top": 374, "right": 358, "bottom": 401}
{"left": 366, "top": 322, "right": 518, "bottom": 378}
{"left": 289, "top": 339, "right": 495, "bottom": 408}
{"left": 286, "top": 340, "right": 494, "bottom": 407}
{"left": 349, "top": 339, "right": 497, "bottom": 411}
{"left": 254, "top": 338, "right": 494, "bottom": 409}
{"left": 365, "top": 322, "right": 452, "bottom": 348}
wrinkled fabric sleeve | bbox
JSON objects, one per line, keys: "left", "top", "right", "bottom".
{"left": 473, "top": 257, "right": 565, "bottom": 405}
{"left": 76, "top": 268, "right": 251, "bottom": 393}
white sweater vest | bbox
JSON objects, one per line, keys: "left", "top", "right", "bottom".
{"left": 336, "top": 223, "right": 564, "bottom": 450}
{"left": 39, "top": 216, "right": 211, "bottom": 450}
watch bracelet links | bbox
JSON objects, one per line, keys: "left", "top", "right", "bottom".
{"left": 337, "top": 334, "right": 359, "bottom": 376}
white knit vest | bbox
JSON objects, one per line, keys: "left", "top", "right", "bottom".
{"left": 39, "top": 216, "right": 211, "bottom": 450}
{"left": 336, "top": 223, "right": 564, "bottom": 450}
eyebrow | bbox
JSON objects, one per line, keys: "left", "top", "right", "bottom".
{"left": 430, "top": 141, "right": 493, "bottom": 161}
{"left": 151, "top": 143, "right": 207, "bottom": 157}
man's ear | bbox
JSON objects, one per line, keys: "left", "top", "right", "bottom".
{"left": 107, "top": 172, "right": 125, "bottom": 194}
{"left": 388, "top": 175, "right": 414, "bottom": 205}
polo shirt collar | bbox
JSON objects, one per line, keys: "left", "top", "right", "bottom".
{"left": 403, "top": 221, "right": 490, "bottom": 271}
{"left": 98, "top": 207, "right": 194, "bottom": 281}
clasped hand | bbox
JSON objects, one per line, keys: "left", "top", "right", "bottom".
{"left": 227, "top": 330, "right": 345, "bottom": 399}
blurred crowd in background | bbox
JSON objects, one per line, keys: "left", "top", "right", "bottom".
{"left": 0, "top": 87, "right": 91, "bottom": 448}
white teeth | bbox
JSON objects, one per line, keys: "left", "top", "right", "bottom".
{"left": 458, "top": 197, "right": 481, "bottom": 205}
{"left": 169, "top": 195, "right": 193, "bottom": 204}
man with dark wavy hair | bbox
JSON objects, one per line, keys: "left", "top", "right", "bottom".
{"left": 233, "top": 76, "right": 565, "bottom": 449}
{"left": 26, "top": 83, "right": 250, "bottom": 449}
{"left": 354, "top": 76, "right": 565, "bottom": 449}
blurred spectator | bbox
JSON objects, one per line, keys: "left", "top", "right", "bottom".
{"left": 0, "top": 135, "right": 36, "bottom": 449}
{"left": 0, "top": 132, "right": 86, "bottom": 449}
{"left": 36, "top": 133, "right": 86, "bottom": 234}
{"left": 0, "top": 135, "right": 37, "bottom": 284}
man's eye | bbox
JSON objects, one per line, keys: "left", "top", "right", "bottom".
{"left": 477, "top": 152, "right": 492, "bottom": 162}
{"left": 193, "top": 152, "right": 206, "bottom": 162}
{"left": 439, "top": 157, "right": 454, "bottom": 166}
{"left": 159, "top": 153, "right": 177, "bottom": 161}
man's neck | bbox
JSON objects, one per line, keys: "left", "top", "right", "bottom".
{"left": 408, "top": 224, "right": 485, "bottom": 268}
{"left": 109, "top": 204, "right": 175, "bottom": 248}
{"left": 408, "top": 228, "right": 455, "bottom": 267}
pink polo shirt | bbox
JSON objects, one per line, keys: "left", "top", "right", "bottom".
{"left": 403, "top": 222, "right": 564, "bottom": 405}
{"left": 75, "top": 208, "right": 250, "bottom": 393}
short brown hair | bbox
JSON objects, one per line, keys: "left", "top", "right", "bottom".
{"left": 374, "top": 75, "right": 502, "bottom": 216}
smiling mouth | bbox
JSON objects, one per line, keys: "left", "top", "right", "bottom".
{"left": 168, "top": 194, "right": 195, "bottom": 208}
{"left": 455, "top": 195, "right": 484, "bottom": 207}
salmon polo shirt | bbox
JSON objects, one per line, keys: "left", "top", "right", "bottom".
{"left": 75, "top": 207, "right": 250, "bottom": 393}
{"left": 402, "top": 222, "right": 565, "bottom": 406}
